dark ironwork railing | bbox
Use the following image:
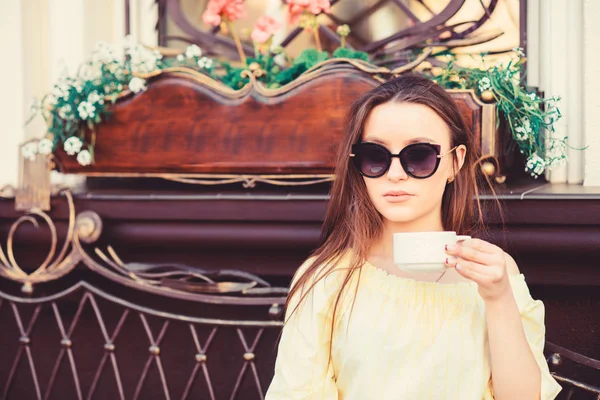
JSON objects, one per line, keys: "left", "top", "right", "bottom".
{"left": 0, "top": 281, "right": 283, "bottom": 400}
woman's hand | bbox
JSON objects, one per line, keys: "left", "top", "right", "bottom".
{"left": 444, "top": 238, "right": 519, "bottom": 303}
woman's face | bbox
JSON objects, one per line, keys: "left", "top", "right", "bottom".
{"left": 360, "top": 101, "right": 466, "bottom": 231}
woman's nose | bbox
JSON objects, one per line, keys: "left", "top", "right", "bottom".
{"left": 386, "top": 157, "right": 408, "bottom": 182}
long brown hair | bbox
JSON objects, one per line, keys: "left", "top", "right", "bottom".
{"left": 286, "top": 74, "right": 494, "bottom": 353}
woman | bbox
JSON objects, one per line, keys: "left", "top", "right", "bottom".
{"left": 265, "top": 75, "right": 561, "bottom": 399}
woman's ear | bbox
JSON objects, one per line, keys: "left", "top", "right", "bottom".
{"left": 451, "top": 144, "right": 467, "bottom": 180}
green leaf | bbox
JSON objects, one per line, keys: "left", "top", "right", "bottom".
{"left": 220, "top": 66, "right": 250, "bottom": 89}
{"left": 332, "top": 47, "right": 369, "bottom": 61}
{"left": 273, "top": 63, "right": 306, "bottom": 86}
{"left": 294, "top": 49, "right": 329, "bottom": 69}
{"left": 246, "top": 57, "right": 260, "bottom": 66}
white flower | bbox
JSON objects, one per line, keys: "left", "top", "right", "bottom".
{"left": 52, "top": 81, "right": 71, "bottom": 100}
{"left": 58, "top": 104, "right": 72, "bottom": 120}
{"left": 197, "top": 57, "right": 213, "bottom": 69}
{"left": 91, "top": 41, "right": 120, "bottom": 64}
{"left": 185, "top": 44, "right": 202, "bottom": 58}
{"left": 128, "top": 43, "right": 161, "bottom": 73}
{"left": 514, "top": 126, "right": 528, "bottom": 141}
{"left": 87, "top": 91, "right": 104, "bottom": 105}
{"left": 544, "top": 142, "right": 567, "bottom": 170}
{"left": 77, "top": 101, "right": 96, "bottom": 120}
{"left": 64, "top": 136, "right": 83, "bottom": 155}
{"left": 546, "top": 156, "right": 566, "bottom": 170}
{"left": 129, "top": 77, "right": 147, "bottom": 93}
{"left": 73, "top": 79, "right": 83, "bottom": 93}
{"left": 522, "top": 117, "right": 532, "bottom": 133}
{"left": 478, "top": 77, "right": 491, "bottom": 92}
{"left": 514, "top": 117, "right": 532, "bottom": 141}
{"left": 38, "top": 138, "right": 54, "bottom": 155}
{"left": 528, "top": 93, "right": 537, "bottom": 101}
{"left": 546, "top": 143, "right": 565, "bottom": 158}
{"left": 76, "top": 149, "right": 92, "bottom": 166}
{"left": 21, "top": 142, "right": 38, "bottom": 161}
{"left": 512, "top": 46, "right": 525, "bottom": 57}
{"left": 153, "top": 50, "right": 163, "bottom": 60}
{"left": 526, "top": 153, "right": 546, "bottom": 176}
{"left": 176, "top": 54, "right": 185, "bottom": 62}
{"left": 107, "top": 63, "right": 119, "bottom": 74}
{"left": 79, "top": 64, "right": 103, "bottom": 81}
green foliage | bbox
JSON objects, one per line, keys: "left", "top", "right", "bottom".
{"left": 219, "top": 47, "right": 370, "bottom": 89}
{"left": 427, "top": 53, "right": 567, "bottom": 177}
{"left": 332, "top": 47, "right": 369, "bottom": 61}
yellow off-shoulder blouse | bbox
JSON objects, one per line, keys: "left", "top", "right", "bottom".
{"left": 265, "top": 254, "right": 561, "bottom": 400}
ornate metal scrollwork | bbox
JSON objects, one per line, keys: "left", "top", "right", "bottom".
{"left": 0, "top": 188, "right": 80, "bottom": 292}
{"left": 0, "top": 189, "right": 288, "bottom": 305}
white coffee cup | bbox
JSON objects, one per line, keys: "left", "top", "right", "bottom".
{"left": 393, "top": 231, "right": 471, "bottom": 272}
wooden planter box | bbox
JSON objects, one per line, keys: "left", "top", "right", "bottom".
{"left": 53, "top": 62, "right": 500, "bottom": 182}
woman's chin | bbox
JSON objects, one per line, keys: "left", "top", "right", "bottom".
{"left": 379, "top": 209, "right": 418, "bottom": 224}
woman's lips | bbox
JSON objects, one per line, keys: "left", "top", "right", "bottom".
{"left": 383, "top": 191, "right": 414, "bottom": 203}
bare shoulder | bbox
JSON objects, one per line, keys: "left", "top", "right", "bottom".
{"left": 292, "top": 252, "right": 351, "bottom": 289}
{"left": 503, "top": 252, "right": 521, "bottom": 276}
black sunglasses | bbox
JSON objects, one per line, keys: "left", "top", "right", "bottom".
{"left": 350, "top": 142, "right": 457, "bottom": 179}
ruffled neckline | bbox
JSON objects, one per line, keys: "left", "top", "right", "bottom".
{"left": 359, "top": 260, "right": 527, "bottom": 305}
{"left": 361, "top": 260, "right": 477, "bottom": 287}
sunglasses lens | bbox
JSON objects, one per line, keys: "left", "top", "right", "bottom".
{"left": 354, "top": 143, "right": 390, "bottom": 177}
{"left": 402, "top": 144, "right": 439, "bottom": 178}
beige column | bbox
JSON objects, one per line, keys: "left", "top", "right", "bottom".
{"left": 583, "top": 0, "right": 600, "bottom": 186}
{"left": 48, "top": 0, "right": 86, "bottom": 82}
{"left": 21, "top": 0, "right": 50, "bottom": 140}
{"left": 128, "top": 0, "right": 159, "bottom": 46}
{"left": 540, "top": 0, "right": 567, "bottom": 183}
{"left": 566, "top": 0, "right": 584, "bottom": 183}
{"left": 47, "top": 0, "right": 87, "bottom": 188}
{"left": 0, "top": 0, "right": 26, "bottom": 187}
{"left": 529, "top": 0, "right": 584, "bottom": 184}
{"left": 526, "top": 0, "right": 541, "bottom": 88}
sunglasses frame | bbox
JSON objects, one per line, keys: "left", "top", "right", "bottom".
{"left": 349, "top": 142, "right": 458, "bottom": 179}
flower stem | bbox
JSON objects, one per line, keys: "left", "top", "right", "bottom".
{"left": 226, "top": 20, "right": 247, "bottom": 66}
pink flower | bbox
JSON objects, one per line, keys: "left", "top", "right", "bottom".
{"left": 287, "top": 0, "right": 331, "bottom": 24}
{"left": 251, "top": 16, "right": 282, "bottom": 44}
{"left": 202, "top": 0, "right": 246, "bottom": 26}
